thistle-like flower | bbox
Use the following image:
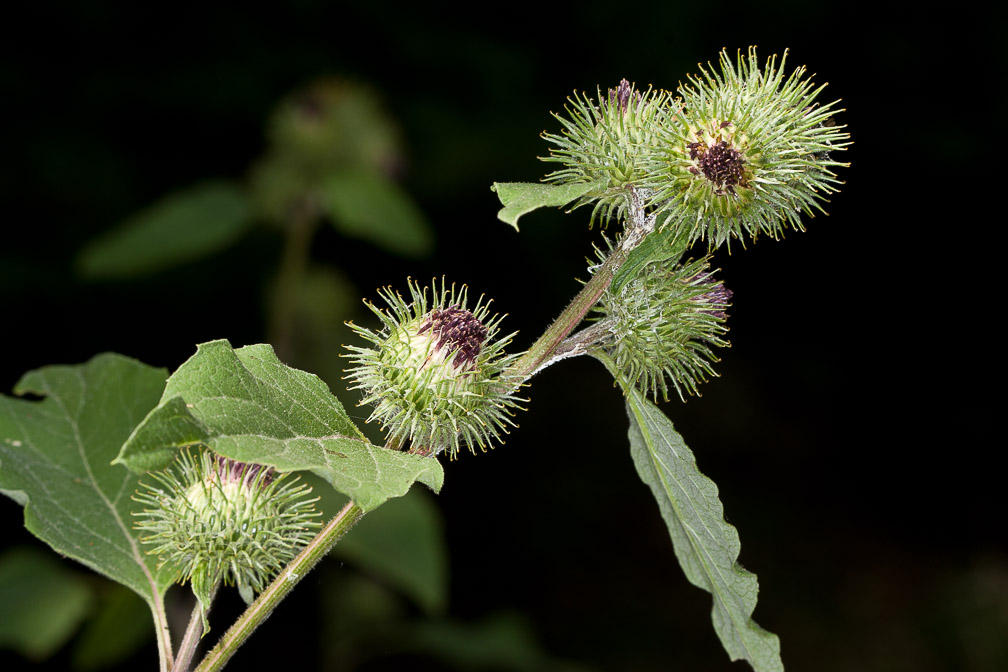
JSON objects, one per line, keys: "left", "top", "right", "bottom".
{"left": 343, "top": 278, "right": 524, "bottom": 457}
{"left": 645, "top": 47, "right": 850, "bottom": 247}
{"left": 133, "top": 450, "right": 321, "bottom": 629}
{"left": 541, "top": 79, "right": 674, "bottom": 226}
{"left": 593, "top": 248, "right": 732, "bottom": 400}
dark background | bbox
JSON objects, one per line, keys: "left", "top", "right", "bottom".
{"left": 1, "top": 2, "right": 1004, "bottom": 671}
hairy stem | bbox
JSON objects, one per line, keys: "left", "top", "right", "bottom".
{"left": 172, "top": 583, "right": 220, "bottom": 672}
{"left": 508, "top": 189, "right": 652, "bottom": 379}
{"left": 530, "top": 319, "right": 614, "bottom": 376}
{"left": 193, "top": 501, "right": 365, "bottom": 672}
{"left": 153, "top": 602, "right": 173, "bottom": 672}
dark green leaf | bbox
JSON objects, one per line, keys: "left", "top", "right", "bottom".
{"left": 624, "top": 387, "right": 783, "bottom": 672}
{"left": 323, "top": 169, "right": 434, "bottom": 258}
{"left": 116, "top": 340, "right": 443, "bottom": 511}
{"left": 0, "top": 354, "right": 176, "bottom": 608}
{"left": 610, "top": 224, "right": 689, "bottom": 295}
{"left": 491, "top": 180, "right": 605, "bottom": 230}
{"left": 76, "top": 180, "right": 254, "bottom": 278}
{"left": 0, "top": 546, "right": 93, "bottom": 659}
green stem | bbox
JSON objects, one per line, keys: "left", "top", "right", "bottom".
{"left": 508, "top": 190, "right": 652, "bottom": 379}
{"left": 193, "top": 501, "right": 365, "bottom": 672}
{"left": 152, "top": 601, "right": 173, "bottom": 672}
{"left": 508, "top": 254, "right": 616, "bottom": 379}
{"left": 268, "top": 204, "right": 319, "bottom": 363}
{"left": 172, "top": 582, "right": 220, "bottom": 672}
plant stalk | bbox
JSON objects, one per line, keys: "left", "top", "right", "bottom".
{"left": 193, "top": 501, "right": 365, "bottom": 672}
{"left": 172, "top": 582, "right": 220, "bottom": 672}
{"left": 268, "top": 204, "right": 318, "bottom": 363}
{"left": 508, "top": 190, "right": 652, "bottom": 380}
{"left": 153, "top": 601, "right": 173, "bottom": 672}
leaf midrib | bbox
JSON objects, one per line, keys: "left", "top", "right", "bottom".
{"left": 628, "top": 391, "right": 757, "bottom": 660}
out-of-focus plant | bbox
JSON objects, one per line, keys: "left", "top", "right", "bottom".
{"left": 75, "top": 78, "right": 434, "bottom": 367}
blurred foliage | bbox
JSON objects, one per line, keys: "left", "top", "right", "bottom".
{"left": 76, "top": 180, "right": 254, "bottom": 278}
{"left": 74, "top": 77, "right": 433, "bottom": 282}
{"left": 0, "top": 547, "right": 93, "bottom": 659}
{"left": 71, "top": 584, "right": 153, "bottom": 672}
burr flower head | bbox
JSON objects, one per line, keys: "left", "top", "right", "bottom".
{"left": 133, "top": 450, "right": 320, "bottom": 628}
{"left": 343, "top": 278, "right": 524, "bottom": 457}
{"left": 541, "top": 80, "right": 674, "bottom": 226}
{"left": 646, "top": 47, "right": 850, "bottom": 248}
{"left": 594, "top": 250, "right": 732, "bottom": 401}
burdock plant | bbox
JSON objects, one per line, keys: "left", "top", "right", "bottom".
{"left": 0, "top": 47, "right": 847, "bottom": 672}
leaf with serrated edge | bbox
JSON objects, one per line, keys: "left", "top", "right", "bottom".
{"left": 116, "top": 340, "right": 443, "bottom": 511}
{"left": 0, "top": 355, "right": 176, "bottom": 635}
{"left": 491, "top": 180, "right": 605, "bottom": 230}
{"left": 625, "top": 387, "right": 783, "bottom": 672}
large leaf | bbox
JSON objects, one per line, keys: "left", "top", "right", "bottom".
{"left": 0, "top": 355, "right": 177, "bottom": 608}
{"left": 76, "top": 180, "right": 254, "bottom": 278}
{"left": 624, "top": 387, "right": 783, "bottom": 672}
{"left": 491, "top": 180, "right": 605, "bottom": 230}
{"left": 323, "top": 169, "right": 434, "bottom": 258}
{"left": 116, "top": 340, "right": 443, "bottom": 511}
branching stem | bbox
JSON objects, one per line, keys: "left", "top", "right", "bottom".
{"left": 508, "top": 188, "right": 652, "bottom": 380}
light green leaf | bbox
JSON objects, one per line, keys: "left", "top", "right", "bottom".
{"left": 0, "top": 354, "right": 176, "bottom": 611}
{"left": 491, "top": 180, "right": 605, "bottom": 230}
{"left": 334, "top": 487, "right": 448, "bottom": 615}
{"left": 624, "top": 387, "right": 783, "bottom": 672}
{"left": 0, "top": 546, "right": 93, "bottom": 659}
{"left": 76, "top": 180, "right": 254, "bottom": 278}
{"left": 323, "top": 169, "right": 434, "bottom": 258}
{"left": 116, "top": 340, "right": 443, "bottom": 511}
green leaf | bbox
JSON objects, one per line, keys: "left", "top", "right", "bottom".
{"left": 624, "top": 387, "right": 783, "bottom": 672}
{"left": 610, "top": 224, "right": 689, "bottom": 296}
{"left": 0, "top": 354, "right": 177, "bottom": 607}
{"left": 334, "top": 487, "right": 448, "bottom": 615}
{"left": 491, "top": 180, "right": 605, "bottom": 230}
{"left": 0, "top": 546, "right": 93, "bottom": 659}
{"left": 116, "top": 340, "right": 443, "bottom": 511}
{"left": 76, "top": 180, "right": 254, "bottom": 278}
{"left": 323, "top": 169, "right": 434, "bottom": 258}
